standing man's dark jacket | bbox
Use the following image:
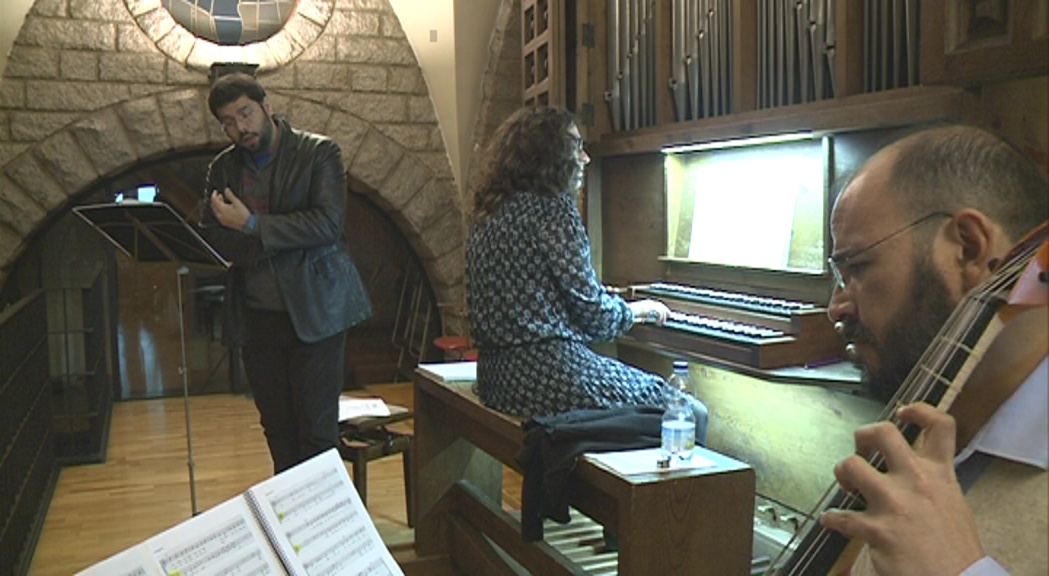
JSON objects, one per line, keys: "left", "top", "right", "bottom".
{"left": 200, "top": 116, "right": 371, "bottom": 345}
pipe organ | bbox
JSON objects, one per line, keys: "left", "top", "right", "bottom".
{"left": 591, "top": 0, "right": 967, "bottom": 132}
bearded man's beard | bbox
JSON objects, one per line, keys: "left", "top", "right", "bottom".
{"left": 845, "top": 255, "right": 959, "bottom": 404}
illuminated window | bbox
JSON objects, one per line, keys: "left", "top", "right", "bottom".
{"left": 664, "top": 136, "right": 828, "bottom": 274}
{"left": 162, "top": 0, "right": 299, "bottom": 45}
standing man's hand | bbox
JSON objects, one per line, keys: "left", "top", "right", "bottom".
{"left": 210, "top": 188, "right": 252, "bottom": 231}
{"left": 819, "top": 403, "right": 985, "bottom": 576}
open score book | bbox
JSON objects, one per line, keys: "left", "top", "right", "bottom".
{"left": 76, "top": 449, "right": 403, "bottom": 576}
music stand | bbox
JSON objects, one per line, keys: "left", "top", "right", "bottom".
{"left": 73, "top": 200, "right": 230, "bottom": 516}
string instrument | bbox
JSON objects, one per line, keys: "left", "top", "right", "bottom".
{"left": 770, "top": 222, "right": 1049, "bottom": 575}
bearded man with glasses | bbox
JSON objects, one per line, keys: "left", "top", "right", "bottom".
{"left": 816, "top": 125, "right": 1047, "bottom": 576}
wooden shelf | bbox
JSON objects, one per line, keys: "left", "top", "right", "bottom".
{"left": 588, "top": 85, "right": 977, "bottom": 157}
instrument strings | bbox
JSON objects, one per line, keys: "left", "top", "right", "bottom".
{"left": 778, "top": 239, "right": 1038, "bottom": 575}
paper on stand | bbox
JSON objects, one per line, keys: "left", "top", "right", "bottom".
{"left": 338, "top": 396, "right": 391, "bottom": 421}
{"left": 584, "top": 447, "right": 717, "bottom": 476}
{"left": 416, "top": 361, "right": 477, "bottom": 383}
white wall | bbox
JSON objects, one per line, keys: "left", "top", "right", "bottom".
{"left": 0, "top": 0, "right": 36, "bottom": 78}
{"left": 389, "top": 0, "right": 501, "bottom": 195}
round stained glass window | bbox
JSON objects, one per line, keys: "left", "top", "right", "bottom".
{"left": 161, "top": 0, "right": 299, "bottom": 45}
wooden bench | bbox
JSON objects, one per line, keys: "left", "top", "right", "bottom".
{"left": 405, "top": 367, "right": 756, "bottom": 575}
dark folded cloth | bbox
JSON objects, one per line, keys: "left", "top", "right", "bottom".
{"left": 514, "top": 405, "right": 663, "bottom": 541}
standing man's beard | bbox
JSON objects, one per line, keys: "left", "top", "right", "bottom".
{"left": 241, "top": 116, "right": 275, "bottom": 154}
{"left": 846, "top": 254, "right": 959, "bottom": 403}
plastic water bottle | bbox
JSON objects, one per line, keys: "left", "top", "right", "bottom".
{"left": 661, "top": 360, "right": 696, "bottom": 461}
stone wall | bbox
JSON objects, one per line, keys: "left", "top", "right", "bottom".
{"left": 0, "top": 0, "right": 514, "bottom": 320}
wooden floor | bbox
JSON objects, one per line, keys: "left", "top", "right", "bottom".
{"left": 28, "top": 382, "right": 523, "bottom": 575}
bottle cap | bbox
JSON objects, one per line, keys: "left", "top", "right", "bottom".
{"left": 673, "top": 359, "right": 688, "bottom": 372}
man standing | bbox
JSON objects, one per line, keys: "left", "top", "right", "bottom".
{"left": 819, "top": 125, "right": 1047, "bottom": 575}
{"left": 201, "top": 72, "right": 372, "bottom": 473}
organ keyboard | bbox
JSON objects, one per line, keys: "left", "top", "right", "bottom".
{"left": 624, "top": 282, "right": 845, "bottom": 370}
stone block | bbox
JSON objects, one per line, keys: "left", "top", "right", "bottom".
{"left": 4, "top": 152, "right": 70, "bottom": 212}
{"left": 0, "top": 144, "right": 30, "bottom": 168}
{"left": 30, "top": 0, "right": 67, "bottom": 18}
{"left": 36, "top": 130, "right": 100, "bottom": 194}
{"left": 20, "top": 19, "right": 116, "bottom": 51}
{"left": 296, "top": 0, "right": 336, "bottom": 25}
{"left": 127, "top": 84, "right": 172, "bottom": 98}
{"left": 380, "top": 13, "right": 404, "bottom": 38}
{"left": 296, "top": 28, "right": 335, "bottom": 61}
{"left": 101, "top": 53, "right": 167, "bottom": 83}
{"left": 416, "top": 151, "right": 454, "bottom": 180}
{"left": 117, "top": 23, "right": 156, "bottom": 52}
{"left": 344, "top": 11, "right": 382, "bottom": 36}
{"left": 118, "top": 96, "right": 171, "bottom": 159}
{"left": 419, "top": 206, "right": 465, "bottom": 260}
{"left": 60, "top": 51, "right": 99, "bottom": 81}
{"left": 337, "top": 38, "right": 413, "bottom": 66}
{"left": 297, "top": 62, "right": 350, "bottom": 91}
{"left": 401, "top": 177, "right": 454, "bottom": 238}
{"left": 349, "top": 128, "right": 404, "bottom": 190}
{"left": 350, "top": 66, "right": 386, "bottom": 92}
{"left": 378, "top": 153, "right": 431, "bottom": 210}
{"left": 342, "top": 0, "right": 387, "bottom": 9}
{"left": 282, "top": 98, "right": 334, "bottom": 135}
{"left": 0, "top": 175, "right": 47, "bottom": 236}
{"left": 344, "top": 93, "right": 406, "bottom": 123}
{"left": 408, "top": 95, "right": 437, "bottom": 123}
{"left": 262, "top": 32, "right": 297, "bottom": 67}
{"left": 388, "top": 66, "right": 424, "bottom": 94}
{"left": 157, "top": 89, "right": 208, "bottom": 150}
{"left": 0, "top": 223, "right": 23, "bottom": 268}
{"left": 427, "top": 244, "right": 466, "bottom": 290}
{"left": 166, "top": 62, "right": 209, "bottom": 86}
{"left": 26, "top": 80, "right": 131, "bottom": 112}
{"left": 378, "top": 124, "right": 431, "bottom": 151}
{"left": 279, "top": 17, "right": 318, "bottom": 51}
{"left": 0, "top": 81, "right": 26, "bottom": 108}
{"left": 156, "top": 28, "right": 193, "bottom": 63}
{"left": 4, "top": 47, "right": 60, "bottom": 79}
{"left": 71, "top": 108, "right": 139, "bottom": 176}
{"left": 9, "top": 111, "right": 79, "bottom": 141}
{"left": 70, "top": 0, "right": 135, "bottom": 21}
{"left": 326, "top": 111, "right": 370, "bottom": 161}
{"left": 136, "top": 6, "right": 177, "bottom": 42}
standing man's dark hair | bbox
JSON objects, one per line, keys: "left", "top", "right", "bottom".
{"left": 200, "top": 73, "right": 372, "bottom": 473}
{"left": 207, "top": 72, "right": 267, "bottom": 118}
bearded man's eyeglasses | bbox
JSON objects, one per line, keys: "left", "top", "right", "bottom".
{"left": 828, "top": 211, "right": 953, "bottom": 291}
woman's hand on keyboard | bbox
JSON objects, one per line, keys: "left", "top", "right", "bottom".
{"left": 628, "top": 299, "right": 670, "bottom": 326}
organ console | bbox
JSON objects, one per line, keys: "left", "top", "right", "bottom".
{"left": 621, "top": 281, "right": 846, "bottom": 370}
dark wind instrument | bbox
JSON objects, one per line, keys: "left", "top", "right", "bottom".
{"left": 770, "top": 222, "right": 1049, "bottom": 575}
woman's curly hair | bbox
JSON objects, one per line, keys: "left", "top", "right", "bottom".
{"left": 471, "top": 106, "right": 581, "bottom": 224}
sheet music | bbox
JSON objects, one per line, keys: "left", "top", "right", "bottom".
{"left": 338, "top": 396, "right": 391, "bottom": 421}
{"left": 74, "top": 544, "right": 163, "bottom": 576}
{"left": 75, "top": 498, "right": 284, "bottom": 576}
{"left": 148, "top": 498, "right": 285, "bottom": 575}
{"left": 247, "top": 449, "right": 403, "bottom": 576}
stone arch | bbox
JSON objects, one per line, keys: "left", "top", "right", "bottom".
{"left": 0, "top": 87, "right": 466, "bottom": 326}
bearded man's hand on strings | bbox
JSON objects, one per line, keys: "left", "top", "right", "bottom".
{"left": 820, "top": 403, "right": 985, "bottom": 576}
